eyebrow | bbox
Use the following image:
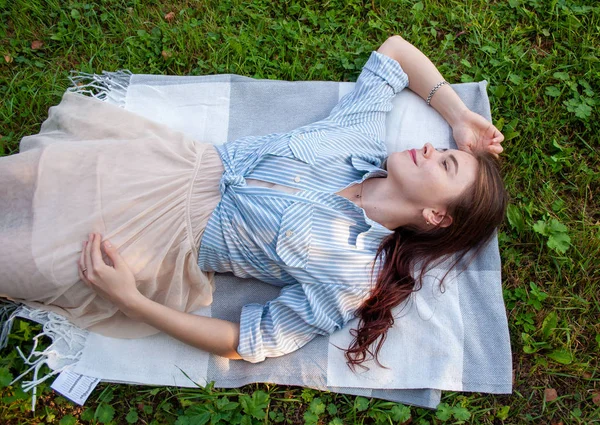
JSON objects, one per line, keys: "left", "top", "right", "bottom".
{"left": 449, "top": 154, "right": 459, "bottom": 175}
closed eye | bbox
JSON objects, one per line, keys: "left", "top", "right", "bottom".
{"left": 443, "top": 159, "right": 448, "bottom": 171}
{"left": 450, "top": 154, "right": 459, "bottom": 175}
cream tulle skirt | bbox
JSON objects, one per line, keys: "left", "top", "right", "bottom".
{"left": 0, "top": 92, "right": 224, "bottom": 338}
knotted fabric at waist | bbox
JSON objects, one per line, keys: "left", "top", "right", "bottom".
{"left": 219, "top": 171, "right": 247, "bottom": 193}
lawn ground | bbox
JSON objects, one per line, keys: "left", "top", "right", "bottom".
{"left": 1, "top": 0, "right": 599, "bottom": 424}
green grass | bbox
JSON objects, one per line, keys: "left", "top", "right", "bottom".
{"left": 1, "top": 0, "right": 599, "bottom": 423}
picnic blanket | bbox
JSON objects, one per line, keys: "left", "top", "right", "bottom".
{"left": 1, "top": 69, "right": 512, "bottom": 410}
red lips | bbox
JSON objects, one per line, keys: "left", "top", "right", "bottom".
{"left": 409, "top": 149, "right": 417, "bottom": 165}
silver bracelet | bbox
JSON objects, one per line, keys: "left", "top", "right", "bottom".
{"left": 426, "top": 81, "right": 448, "bottom": 106}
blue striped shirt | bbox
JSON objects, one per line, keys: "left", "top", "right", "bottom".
{"left": 198, "top": 51, "right": 409, "bottom": 363}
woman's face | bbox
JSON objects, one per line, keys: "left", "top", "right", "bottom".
{"left": 386, "top": 143, "right": 479, "bottom": 217}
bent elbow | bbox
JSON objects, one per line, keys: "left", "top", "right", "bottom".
{"left": 388, "top": 34, "right": 405, "bottom": 43}
{"left": 223, "top": 350, "right": 244, "bottom": 360}
{"left": 378, "top": 35, "right": 408, "bottom": 62}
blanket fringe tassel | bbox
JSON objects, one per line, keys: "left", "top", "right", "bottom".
{"left": 0, "top": 300, "right": 21, "bottom": 350}
{"left": 67, "top": 69, "right": 132, "bottom": 107}
{"left": 1, "top": 302, "right": 87, "bottom": 412}
{"left": 1, "top": 67, "right": 129, "bottom": 411}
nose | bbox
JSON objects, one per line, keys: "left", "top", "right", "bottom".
{"left": 422, "top": 142, "right": 435, "bottom": 159}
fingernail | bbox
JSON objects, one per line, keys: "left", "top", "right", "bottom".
{"left": 104, "top": 240, "right": 112, "bottom": 248}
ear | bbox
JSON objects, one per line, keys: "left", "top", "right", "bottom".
{"left": 422, "top": 208, "right": 454, "bottom": 228}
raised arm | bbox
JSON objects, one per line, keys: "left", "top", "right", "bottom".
{"left": 378, "top": 35, "right": 504, "bottom": 155}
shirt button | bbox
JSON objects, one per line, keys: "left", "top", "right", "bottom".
{"left": 299, "top": 134, "right": 304, "bottom": 140}
{"left": 294, "top": 176, "right": 301, "bottom": 183}
{"left": 285, "top": 230, "right": 294, "bottom": 237}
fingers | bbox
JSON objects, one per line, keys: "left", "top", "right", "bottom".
{"left": 84, "top": 233, "right": 95, "bottom": 278}
{"left": 91, "top": 232, "right": 104, "bottom": 270}
{"left": 80, "top": 232, "right": 119, "bottom": 273}
{"left": 489, "top": 144, "right": 503, "bottom": 154}
{"left": 484, "top": 124, "right": 505, "bottom": 158}
{"left": 488, "top": 143, "right": 503, "bottom": 158}
{"left": 490, "top": 126, "right": 504, "bottom": 154}
{"left": 493, "top": 128, "right": 505, "bottom": 144}
{"left": 78, "top": 241, "right": 91, "bottom": 285}
{"left": 83, "top": 233, "right": 107, "bottom": 282}
{"left": 101, "top": 239, "right": 123, "bottom": 269}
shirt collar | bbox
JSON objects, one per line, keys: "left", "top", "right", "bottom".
{"left": 351, "top": 153, "right": 385, "bottom": 171}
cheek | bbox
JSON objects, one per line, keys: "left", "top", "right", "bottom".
{"left": 423, "top": 167, "right": 451, "bottom": 196}
{"left": 421, "top": 164, "right": 442, "bottom": 182}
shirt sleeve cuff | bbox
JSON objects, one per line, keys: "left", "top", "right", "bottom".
{"left": 363, "top": 51, "right": 409, "bottom": 94}
{"left": 236, "top": 303, "right": 266, "bottom": 363}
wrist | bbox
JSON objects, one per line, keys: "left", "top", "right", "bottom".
{"left": 428, "top": 84, "right": 469, "bottom": 128}
{"left": 119, "top": 291, "right": 148, "bottom": 321}
{"left": 448, "top": 105, "right": 471, "bottom": 129}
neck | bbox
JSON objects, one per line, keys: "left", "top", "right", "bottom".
{"left": 361, "top": 178, "right": 422, "bottom": 230}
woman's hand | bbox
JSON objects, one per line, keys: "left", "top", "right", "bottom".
{"left": 377, "top": 36, "right": 505, "bottom": 157}
{"left": 452, "top": 109, "right": 504, "bottom": 156}
{"left": 78, "top": 233, "right": 144, "bottom": 319}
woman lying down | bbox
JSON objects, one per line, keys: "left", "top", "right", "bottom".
{"left": 0, "top": 35, "right": 507, "bottom": 368}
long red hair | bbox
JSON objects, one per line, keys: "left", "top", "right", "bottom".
{"left": 345, "top": 151, "right": 508, "bottom": 369}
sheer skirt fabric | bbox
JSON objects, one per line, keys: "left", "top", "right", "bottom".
{"left": 0, "top": 92, "right": 224, "bottom": 338}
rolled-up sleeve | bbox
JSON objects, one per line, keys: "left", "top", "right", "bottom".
{"left": 327, "top": 51, "right": 409, "bottom": 139}
{"left": 237, "top": 282, "right": 369, "bottom": 363}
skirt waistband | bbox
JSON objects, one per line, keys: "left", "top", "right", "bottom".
{"left": 187, "top": 144, "right": 224, "bottom": 255}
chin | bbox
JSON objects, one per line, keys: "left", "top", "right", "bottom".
{"left": 386, "top": 151, "right": 410, "bottom": 172}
